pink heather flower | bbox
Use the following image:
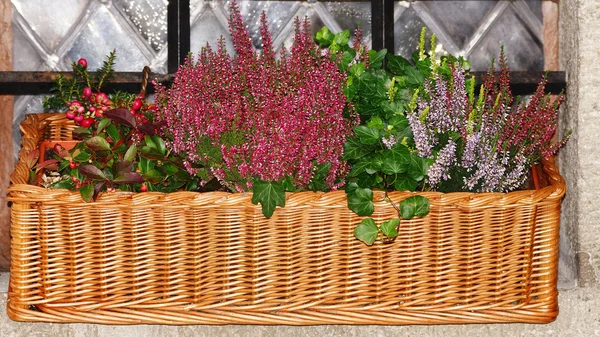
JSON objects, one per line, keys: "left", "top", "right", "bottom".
{"left": 155, "top": 1, "right": 357, "bottom": 192}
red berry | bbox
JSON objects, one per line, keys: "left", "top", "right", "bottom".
{"left": 70, "top": 100, "right": 81, "bottom": 107}
{"left": 131, "top": 98, "right": 143, "bottom": 111}
{"left": 82, "top": 87, "right": 92, "bottom": 98}
{"left": 74, "top": 115, "right": 84, "bottom": 123}
{"left": 77, "top": 106, "right": 85, "bottom": 113}
{"left": 95, "top": 110, "right": 103, "bottom": 118}
{"left": 75, "top": 183, "right": 82, "bottom": 189}
{"left": 140, "top": 184, "right": 148, "bottom": 192}
{"left": 69, "top": 162, "right": 77, "bottom": 169}
{"left": 71, "top": 176, "right": 78, "bottom": 182}
{"left": 77, "top": 58, "right": 87, "bottom": 68}
{"left": 80, "top": 118, "right": 94, "bottom": 128}
{"left": 66, "top": 111, "right": 75, "bottom": 120}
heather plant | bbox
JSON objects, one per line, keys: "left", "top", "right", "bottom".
{"left": 155, "top": 2, "right": 357, "bottom": 217}
{"left": 408, "top": 48, "right": 569, "bottom": 193}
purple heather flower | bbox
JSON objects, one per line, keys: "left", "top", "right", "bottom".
{"left": 427, "top": 140, "right": 456, "bottom": 187}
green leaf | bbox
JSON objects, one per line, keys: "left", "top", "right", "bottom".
{"left": 73, "top": 127, "right": 92, "bottom": 139}
{"left": 80, "top": 184, "right": 94, "bottom": 202}
{"left": 408, "top": 155, "right": 430, "bottom": 182}
{"left": 143, "top": 169, "right": 163, "bottom": 184}
{"left": 73, "top": 150, "right": 91, "bottom": 163}
{"left": 400, "top": 195, "right": 431, "bottom": 220}
{"left": 388, "top": 115, "right": 409, "bottom": 130}
{"left": 282, "top": 176, "right": 295, "bottom": 192}
{"left": 105, "top": 124, "right": 121, "bottom": 142}
{"left": 315, "top": 162, "right": 332, "bottom": 177}
{"left": 380, "top": 218, "right": 400, "bottom": 238}
{"left": 394, "top": 175, "right": 419, "bottom": 191}
{"left": 344, "top": 136, "right": 370, "bottom": 160}
{"left": 341, "top": 50, "right": 355, "bottom": 69}
{"left": 124, "top": 144, "right": 137, "bottom": 162}
{"left": 349, "top": 63, "right": 366, "bottom": 77}
{"left": 315, "top": 26, "right": 334, "bottom": 45}
{"left": 145, "top": 135, "right": 157, "bottom": 149}
{"left": 387, "top": 54, "right": 412, "bottom": 75}
{"left": 355, "top": 172, "right": 384, "bottom": 189}
{"left": 369, "top": 49, "right": 387, "bottom": 69}
{"left": 160, "top": 162, "right": 179, "bottom": 176}
{"left": 405, "top": 66, "right": 425, "bottom": 87}
{"left": 382, "top": 144, "right": 410, "bottom": 175}
{"left": 354, "top": 218, "right": 379, "bottom": 246}
{"left": 366, "top": 116, "right": 384, "bottom": 130}
{"left": 251, "top": 180, "right": 286, "bottom": 218}
{"left": 86, "top": 136, "right": 111, "bottom": 151}
{"left": 96, "top": 118, "right": 111, "bottom": 134}
{"left": 334, "top": 30, "right": 350, "bottom": 46}
{"left": 151, "top": 135, "right": 166, "bottom": 155}
{"left": 346, "top": 183, "right": 374, "bottom": 216}
{"left": 354, "top": 125, "right": 380, "bottom": 145}
{"left": 139, "top": 157, "right": 154, "bottom": 173}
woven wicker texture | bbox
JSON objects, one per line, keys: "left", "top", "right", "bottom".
{"left": 7, "top": 113, "right": 565, "bottom": 325}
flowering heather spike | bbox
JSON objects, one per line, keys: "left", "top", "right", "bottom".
{"left": 353, "top": 26, "right": 363, "bottom": 52}
{"left": 418, "top": 27, "right": 426, "bottom": 61}
{"left": 259, "top": 11, "right": 275, "bottom": 63}
{"left": 156, "top": 8, "right": 357, "bottom": 191}
{"left": 414, "top": 50, "right": 568, "bottom": 193}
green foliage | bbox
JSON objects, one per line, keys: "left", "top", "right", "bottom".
{"left": 251, "top": 180, "right": 286, "bottom": 218}
{"left": 316, "top": 26, "right": 435, "bottom": 246}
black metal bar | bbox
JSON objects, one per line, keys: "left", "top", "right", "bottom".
{"left": 168, "top": 0, "right": 191, "bottom": 73}
{"left": 383, "top": 0, "right": 394, "bottom": 52}
{"left": 372, "top": 0, "right": 384, "bottom": 51}
{"left": 0, "top": 71, "right": 566, "bottom": 96}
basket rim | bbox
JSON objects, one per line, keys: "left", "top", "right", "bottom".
{"left": 8, "top": 112, "right": 566, "bottom": 208}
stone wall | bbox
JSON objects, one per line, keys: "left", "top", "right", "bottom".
{"left": 559, "top": 0, "right": 600, "bottom": 288}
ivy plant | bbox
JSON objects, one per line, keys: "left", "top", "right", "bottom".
{"left": 316, "top": 27, "right": 453, "bottom": 245}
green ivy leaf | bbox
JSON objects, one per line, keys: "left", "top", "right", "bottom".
{"left": 405, "top": 66, "right": 425, "bottom": 87}
{"left": 354, "top": 125, "right": 380, "bottom": 145}
{"left": 344, "top": 136, "right": 370, "bottom": 160}
{"left": 341, "top": 51, "right": 355, "bottom": 69}
{"left": 380, "top": 218, "right": 400, "bottom": 238}
{"left": 86, "top": 136, "right": 111, "bottom": 151}
{"left": 388, "top": 115, "right": 409, "bottom": 130}
{"left": 366, "top": 116, "right": 384, "bottom": 130}
{"left": 282, "top": 176, "right": 295, "bottom": 192}
{"left": 387, "top": 54, "right": 411, "bottom": 75}
{"left": 400, "top": 195, "right": 431, "bottom": 220}
{"left": 369, "top": 49, "right": 387, "bottom": 69}
{"left": 80, "top": 184, "right": 94, "bottom": 202}
{"left": 382, "top": 144, "right": 410, "bottom": 175}
{"left": 334, "top": 30, "right": 350, "bottom": 46}
{"left": 349, "top": 63, "right": 366, "bottom": 77}
{"left": 394, "top": 175, "right": 419, "bottom": 191}
{"left": 354, "top": 218, "right": 379, "bottom": 246}
{"left": 252, "top": 180, "right": 286, "bottom": 218}
{"left": 346, "top": 183, "right": 374, "bottom": 216}
{"left": 408, "top": 155, "right": 430, "bottom": 182}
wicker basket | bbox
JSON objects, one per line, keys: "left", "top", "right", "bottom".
{"left": 7, "top": 113, "right": 565, "bottom": 325}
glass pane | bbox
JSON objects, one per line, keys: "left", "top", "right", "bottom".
{"left": 65, "top": 6, "right": 150, "bottom": 72}
{"left": 468, "top": 7, "right": 543, "bottom": 71}
{"left": 12, "top": 0, "right": 91, "bottom": 51}
{"left": 114, "top": 0, "right": 168, "bottom": 52}
{"left": 393, "top": 0, "right": 543, "bottom": 71}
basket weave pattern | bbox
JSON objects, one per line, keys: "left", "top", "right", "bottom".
{"left": 7, "top": 113, "right": 565, "bottom": 325}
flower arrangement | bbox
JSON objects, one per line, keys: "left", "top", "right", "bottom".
{"left": 154, "top": 2, "right": 357, "bottom": 217}
{"left": 408, "top": 48, "right": 570, "bottom": 193}
{"left": 35, "top": 5, "right": 567, "bottom": 242}
{"left": 39, "top": 52, "right": 199, "bottom": 201}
